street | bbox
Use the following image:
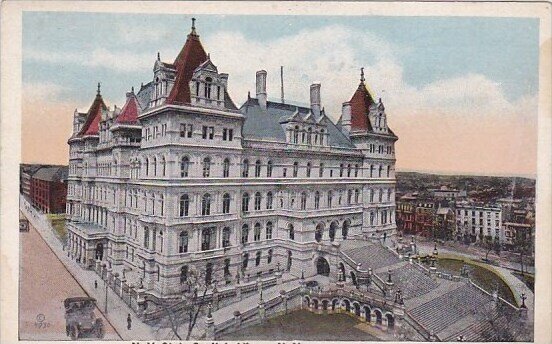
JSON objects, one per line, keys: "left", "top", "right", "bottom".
{"left": 19, "top": 218, "right": 119, "bottom": 340}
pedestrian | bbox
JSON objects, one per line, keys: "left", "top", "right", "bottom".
{"left": 94, "top": 280, "right": 98, "bottom": 289}
{"left": 127, "top": 313, "right": 132, "bottom": 330}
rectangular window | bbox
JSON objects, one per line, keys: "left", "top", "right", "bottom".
{"left": 180, "top": 124, "right": 186, "bottom": 137}
{"left": 208, "top": 126, "right": 214, "bottom": 139}
{"left": 222, "top": 128, "right": 228, "bottom": 141}
{"left": 228, "top": 129, "right": 233, "bottom": 141}
{"left": 202, "top": 126, "right": 208, "bottom": 139}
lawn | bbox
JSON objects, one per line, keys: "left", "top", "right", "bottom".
{"left": 46, "top": 214, "right": 67, "bottom": 244}
{"left": 221, "top": 309, "right": 380, "bottom": 341}
{"left": 433, "top": 257, "right": 516, "bottom": 305}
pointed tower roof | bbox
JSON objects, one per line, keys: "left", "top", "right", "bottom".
{"left": 166, "top": 18, "right": 208, "bottom": 104}
{"left": 349, "top": 67, "right": 375, "bottom": 132}
{"left": 115, "top": 88, "right": 141, "bottom": 125}
{"left": 79, "top": 83, "right": 108, "bottom": 136}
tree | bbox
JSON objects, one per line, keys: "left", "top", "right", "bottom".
{"left": 513, "top": 231, "right": 532, "bottom": 274}
{"left": 153, "top": 266, "right": 212, "bottom": 340}
{"left": 483, "top": 235, "right": 501, "bottom": 262}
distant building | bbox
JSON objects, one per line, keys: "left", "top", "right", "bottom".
{"left": 455, "top": 203, "right": 502, "bottom": 243}
{"left": 503, "top": 222, "right": 533, "bottom": 248}
{"left": 414, "top": 201, "right": 436, "bottom": 237}
{"left": 20, "top": 164, "right": 43, "bottom": 200}
{"left": 396, "top": 195, "right": 417, "bottom": 234}
{"left": 429, "top": 186, "right": 466, "bottom": 200}
{"left": 435, "top": 206, "right": 455, "bottom": 241}
{"left": 30, "top": 166, "right": 68, "bottom": 213}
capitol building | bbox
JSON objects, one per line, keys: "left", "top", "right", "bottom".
{"left": 66, "top": 19, "right": 398, "bottom": 299}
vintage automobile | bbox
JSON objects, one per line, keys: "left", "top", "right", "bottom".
{"left": 63, "top": 297, "right": 105, "bottom": 340}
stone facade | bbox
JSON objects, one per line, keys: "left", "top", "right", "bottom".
{"left": 65, "top": 21, "right": 397, "bottom": 303}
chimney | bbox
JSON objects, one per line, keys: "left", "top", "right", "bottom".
{"left": 341, "top": 101, "right": 352, "bottom": 133}
{"left": 310, "top": 83, "right": 321, "bottom": 117}
{"left": 256, "top": 70, "right": 267, "bottom": 110}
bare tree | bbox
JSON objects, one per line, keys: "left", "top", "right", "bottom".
{"left": 482, "top": 235, "right": 500, "bottom": 262}
{"left": 153, "top": 266, "right": 212, "bottom": 340}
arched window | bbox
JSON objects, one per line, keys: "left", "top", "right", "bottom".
{"left": 370, "top": 165, "right": 374, "bottom": 178}
{"left": 160, "top": 194, "right": 164, "bottom": 216}
{"left": 254, "top": 222, "right": 261, "bottom": 241}
{"left": 379, "top": 165, "right": 383, "bottom": 177}
{"left": 319, "top": 129, "right": 325, "bottom": 145}
{"left": 144, "top": 227, "right": 150, "bottom": 249}
{"left": 347, "top": 190, "right": 353, "bottom": 205}
{"left": 242, "top": 192, "right": 249, "bottom": 212}
{"left": 179, "top": 231, "right": 188, "bottom": 253}
{"left": 355, "top": 189, "right": 360, "bottom": 203}
{"left": 255, "top": 160, "right": 262, "bottom": 177}
{"left": 293, "top": 125, "right": 299, "bottom": 143}
{"left": 266, "top": 192, "right": 273, "bottom": 210}
{"left": 180, "top": 157, "right": 189, "bottom": 177}
{"left": 242, "top": 159, "right": 249, "bottom": 177}
{"left": 180, "top": 265, "right": 188, "bottom": 284}
{"left": 288, "top": 224, "right": 295, "bottom": 240}
{"left": 145, "top": 157, "right": 149, "bottom": 176}
{"left": 254, "top": 192, "right": 262, "bottom": 210}
{"left": 339, "top": 163, "right": 344, "bottom": 177}
{"left": 201, "top": 193, "right": 211, "bottom": 216}
{"left": 314, "top": 191, "right": 320, "bottom": 209}
{"left": 300, "top": 192, "right": 307, "bottom": 210}
{"left": 342, "top": 220, "right": 350, "bottom": 239}
{"left": 307, "top": 128, "right": 312, "bottom": 144}
{"left": 223, "top": 158, "right": 230, "bottom": 178}
{"left": 347, "top": 164, "right": 352, "bottom": 177}
{"left": 179, "top": 194, "right": 189, "bottom": 217}
{"left": 242, "top": 252, "right": 249, "bottom": 270}
{"left": 355, "top": 164, "right": 359, "bottom": 177}
{"left": 388, "top": 188, "right": 392, "bottom": 202}
{"left": 379, "top": 189, "right": 383, "bottom": 203}
{"left": 329, "top": 222, "right": 337, "bottom": 241}
{"left": 160, "top": 157, "right": 166, "bottom": 176}
{"left": 222, "top": 193, "right": 231, "bottom": 214}
{"left": 204, "top": 77, "right": 212, "bottom": 99}
{"left": 266, "top": 222, "right": 273, "bottom": 239}
{"left": 267, "top": 249, "right": 273, "bottom": 263}
{"left": 369, "top": 189, "right": 374, "bottom": 203}
{"left": 267, "top": 160, "right": 273, "bottom": 177}
{"left": 316, "top": 223, "right": 324, "bottom": 242}
{"left": 306, "top": 162, "right": 312, "bottom": 177}
{"left": 202, "top": 157, "right": 211, "bottom": 177}
{"left": 159, "top": 230, "right": 164, "bottom": 252}
{"left": 327, "top": 191, "right": 333, "bottom": 208}
{"left": 241, "top": 224, "right": 249, "bottom": 244}
{"left": 293, "top": 162, "right": 299, "bottom": 177}
{"left": 152, "top": 156, "right": 158, "bottom": 176}
{"left": 255, "top": 251, "right": 261, "bottom": 266}
{"left": 319, "top": 163, "right": 324, "bottom": 177}
{"left": 387, "top": 165, "right": 391, "bottom": 177}
{"left": 222, "top": 227, "right": 231, "bottom": 248}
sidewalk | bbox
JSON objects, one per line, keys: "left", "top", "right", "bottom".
{"left": 21, "top": 201, "right": 157, "bottom": 340}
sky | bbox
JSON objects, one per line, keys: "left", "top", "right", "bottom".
{"left": 21, "top": 12, "right": 539, "bottom": 177}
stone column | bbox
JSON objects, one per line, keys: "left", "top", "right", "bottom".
{"left": 205, "top": 304, "right": 215, "bottom": 340}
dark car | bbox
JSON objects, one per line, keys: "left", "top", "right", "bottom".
{"left": 63, "top": 297, "right": 105, "bottom": 340}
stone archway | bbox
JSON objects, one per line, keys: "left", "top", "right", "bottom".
{"left": 364, "top": 306, "right": 371, "bottom": 322}
{"left": 316, "top": 257, "right": 330, "bottom": 276}
{"left": 339, "top": 262, "right": 346, "bottom": 282}
{"left": 342, "top": 299, "right": 351, "bottom": 312}
{"left": 329, "top": 221, "right": 338, "bottom": 242}
{"left": 386, "top": 314, "right": 395, "bottom": 329}
{"left": 353, "top": 302, "right": 361, "bottom": 316}
{"left": 375, "top": 309, "right": 383, "bottom": 325}
{"left": 95, "top": 243, "right": 104, "bottom": 261}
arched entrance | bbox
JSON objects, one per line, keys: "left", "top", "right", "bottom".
{"left": 95, "top": 243, "right": 104, "bottom": 260}
{"left": 332, "top": 299, "right": 338, "bottom": 310}
{"left": 343, "top": 299, "right": 351, "bottom": 312}
{"left": 316, "top": 257, "right": 330, "bottom": 276}
{"left": 342, "top": 220, "right": 350, "bottom": 239}
{"left": 322, "top": 300, "right": 329, "bottom": 310}
{"left": 313, "top": 299, "right": 319, "bottom": 310}
{"left": 364, "top": 306, "right": 371, "bottom": 322}
{"left": 353, "top": 302, "right": 361, "bottom": 316}
{"left": 386, "top": 314, "right": 395, "bottom": 329}
{"left": 375, "top": 309, "right": 383, "bottom": 325}
{"left": 329, "top": 221, "right": 338, "bottom": 242}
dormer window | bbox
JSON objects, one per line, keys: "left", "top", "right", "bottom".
{"left": 217, "top": 86, "right": 221, "bottom": 100}
{"left": 293, "top": 126, "right": 299, "bottom": 144}
{"left": 204, "top": 77, "right": 212, "bottom": 98}
{"left": 196, "top": 81, "right": 200, "bottom": 96}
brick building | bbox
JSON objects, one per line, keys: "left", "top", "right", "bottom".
{"left": 30, "top": 166, "right": 68, "bottom": 213}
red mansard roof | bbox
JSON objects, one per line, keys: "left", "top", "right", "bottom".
{"left": 78, "top": 89, "right": 107, "bottom": 137}
{"left": 166, "top": 24, "right": 208, "bottom": 104}
{"left": 115, "top": 92, "right": 141, "bottom": 125}
{"left": 349, "top": 81, "right": 375, "bottom": 132}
